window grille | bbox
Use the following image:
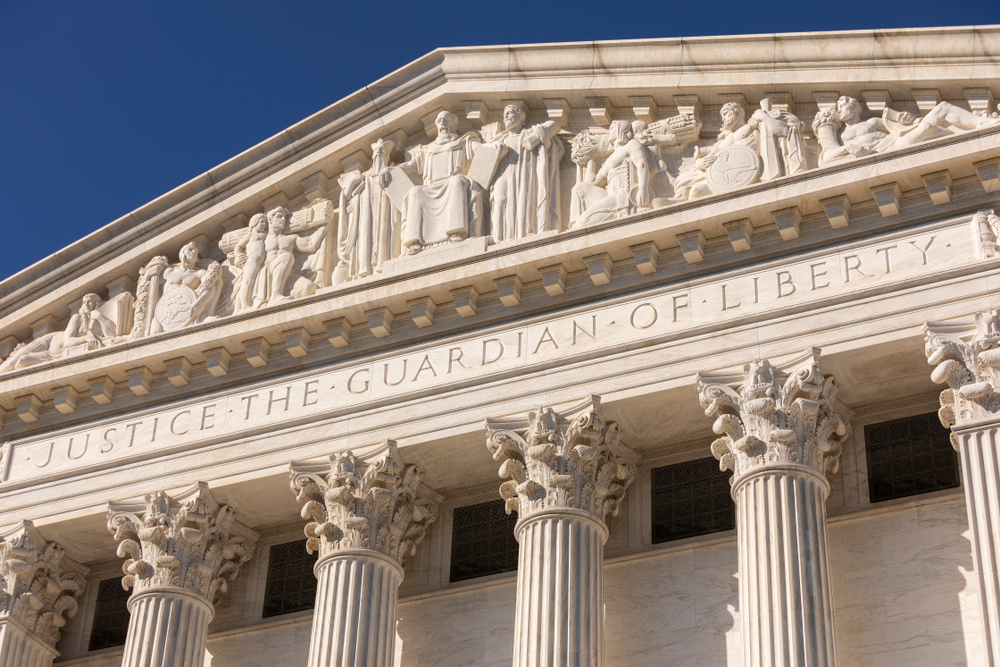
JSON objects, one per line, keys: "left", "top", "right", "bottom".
{"left": 865, "top": 412, "right": 960, "bottom": 503}
{"left": 262, "top": 539, "right": 318, "bottom": 618}
{"left": 88, "top": 577, "right": 131, "bottom": 651}
{"left": 651, "top": 457, "right": 735, "bottom": 544}
{"left": 450, "top": 500, "right": 519, "bottom": 582}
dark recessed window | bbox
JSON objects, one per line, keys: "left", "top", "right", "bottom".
{"left": 865, "top": 412, "right": 960, "bottom": 503}
{"left": 651, "top": 457, "right": 735, "bottom": 544}
{"left": 450, "top": 500, "right": 519, "bottom": 582}
{"left": 88, "top": 577, "right": 131, "bottom": 651}
{"left": 262, "top": 539, "right": 318, "bottom": 618}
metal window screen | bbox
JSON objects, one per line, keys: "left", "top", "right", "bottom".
{"left": 449, "top": 500, "right": 519, "bottom": 582}
{"left": 651, "top": 457, "right": 735, "bottom": 544}
{"left": 88, "top": 577, "right": 131, "bottom": 651}
{"left": 864, "top": 412, "right": 960, "bottom": 503}
{"left": 262, "top": 539, "right": 319, "bottom": 618}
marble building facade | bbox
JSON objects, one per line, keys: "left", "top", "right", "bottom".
{"left": 1, "top": 25, "right": 999, "bottom": 667}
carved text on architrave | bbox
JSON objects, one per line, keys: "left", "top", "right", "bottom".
{"left": 0, "top": 224, "right": 973, "bottom": 486}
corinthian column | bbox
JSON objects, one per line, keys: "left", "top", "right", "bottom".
{"left": 289, "top": 440, "right": 440, "bottom": 667}
{"left": 925, "top": 310, "right": 1000, "bottom": 666}
{"left": 697, "top": 349, "right": 847, "bottom": 667}
{"left": 0, "top": 521, "right": 88, "bottom": 667}
{"left": 485, "top": 396, "right": 638, "bottom": 667}
{"left": 107, "top": 482, "right": 257, "bottom": 667}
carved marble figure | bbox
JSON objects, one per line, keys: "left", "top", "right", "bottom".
{"left": 814, "top": 95, "right": 1000, "bottom": 167}
{"left": 384, "top": 111, "right": 484, "bottom": 254}
{"left": 131, "top": 238, "right": 224, "bottom": 337}
{"left": 0, "top": 294, "right": 119, "bottom": 373}
{"left": 488, "top": 104, "right": 564, "bottom": 241}
{"left": 255, "top": 206, "right": 327, "bottom": 307}
{"left": 570, "top": 116, "right": 699, "bottom": 226}
{"left": 233, "top": 213, "right": 268, "bottom": 312}
{"left": 334, "top": 138, "right": 401, "bottom": 284}
{"left": 672, "top": 99, "right": 805, "bottom": 202}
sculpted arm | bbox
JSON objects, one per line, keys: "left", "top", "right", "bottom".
{"left": 295, "top": 225, "right": 328, "bottom": 253}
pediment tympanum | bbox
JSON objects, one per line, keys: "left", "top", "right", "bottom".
{"left": 1, "top": 28, "right": 999, "bottom": 431}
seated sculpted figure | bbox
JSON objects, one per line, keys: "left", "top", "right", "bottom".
{"left": 0, "top": 294, "right": 119, "bottom": 372}
{"left": 131, "top": 238, "right": 225, "bottom": 337}
{"left": 672, "top": 100, "right": 805, "bottom": 201}
{"left": 383, "top": 111, "right": 483, "bottom": 254}
{"left": 254, "top": 206, "right": 327, "bottom": 307}
{"left": 489, "top": 104, "right": 564, "bottom": 241}
{"left": 814, "top": 95, "right": 1000, "bottom": 167}
{"left": 571, "top": 117, "right": 698, "bottom": 226}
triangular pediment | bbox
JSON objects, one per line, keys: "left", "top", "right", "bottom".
{"left": 1, "top": 26, "right": 999, "bottom": 437}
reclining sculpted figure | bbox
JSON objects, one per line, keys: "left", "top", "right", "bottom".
{"left": 814, "top": 95, "right": 999, "bottom": 167}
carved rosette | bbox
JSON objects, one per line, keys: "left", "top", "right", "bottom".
{"left": 925, "top": 310, "right": 1000, "bottom": 435}
{"left": 289, "top": 440, "right": 440, "bottom": 567}
{"left": 0, "top": 521, "right": 88, "bottom": 648}
{"left": 697, "top": 349, "right": 848, "bottom": 484}
{"left": 106, "top": 482, "right": 257, "bottom": 606}
{"left": 484, "top": 395, "right": 638, "bottom": 523}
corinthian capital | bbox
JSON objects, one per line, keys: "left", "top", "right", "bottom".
{"left": 289, "top": 440, "right": 440, "bottom": 566}
{"left": 484, "top": 395, "right": 638, "bottom": 523}
{"left": 697, "top": 348, "right": 848, "bottom": 483}
{"left": 107, "top": 482, "right": 258, "bottom": 605}
{"left": 0, "top": 521, "right": 88, "bottom": 648}
{"left": 925, "top": 310, "right": 1000, "bottom": 430}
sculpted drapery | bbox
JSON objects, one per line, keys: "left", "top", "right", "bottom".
{"left": 334, "top": 138, "right": 400, "bottom": 283}
{"left": 489, "top": 104, "right": 564, "bottom": 242}
{"left": 393, "top": 111, "right": 484, "bottom": 254}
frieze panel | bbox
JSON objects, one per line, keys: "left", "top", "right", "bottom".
{"left": 0, "top": 221, "right": 975, "bottom": 487}
{"left": 0, "top": 86, "right": 997, "bottom": 377}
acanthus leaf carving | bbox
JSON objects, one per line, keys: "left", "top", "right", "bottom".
{"left": 0, "top": 521, "right": 88, "bottom": 648}
{"left": 288, "top": 440, "right": 440, "bottom": 566}
{"left": 106, "top": 482, "right": 257, "bottom": 605}
{"left": 924, "top": 309, "right": 1000, "bottom": 436}
{"left": 696, "top": 348, "right": 848, "bottom": 483}
{"left": 484, "top": 395, "right": 638, "bottom": 523}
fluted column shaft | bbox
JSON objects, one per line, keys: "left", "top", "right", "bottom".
{"left": 954, "top": 425, "right": 1000, "bottom": 665}
{"left": 733, "top": 466, "right": 837, "bottom": 667}
{"left": 308, "top": 550, "right": 402, "bottom": 667}
{"left": 513, "top": 510, "right": 606, "bottom": 667}
{"left": 0, "top": 618, "right": 59, "bottom": 667}
{"left": 119, "top": 588, "right": 213, "bottom": 667}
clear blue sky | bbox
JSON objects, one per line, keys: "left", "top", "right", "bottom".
{"left": 0, "top": 1, "right": 996, "bottom": 280}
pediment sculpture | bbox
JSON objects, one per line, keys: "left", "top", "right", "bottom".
{"left": 386, "top": 110, "right": 486, "bottom": 255}
{"left": 813, "top": 96, "right": 999, "bottom": 167}
{"left": 570, "top": 114, "right": 701, "bottom": 225}
{"left": 2, "top": 86, "right": 998, "bottom": 375}
{"left": 0, "top": 294, "right": 124, "bottom": 373}
{"left": 671, "top": 99, "right": 806, "bottom": 201}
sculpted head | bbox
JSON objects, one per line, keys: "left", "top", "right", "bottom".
{"left": 267, "top": 207, "right": 289, "bottom": 232}
{"left": 835, "top": 96, "right": 862, "bottom": 123}
{"left": 180, "top": 240, "right": 201, "bottom": 267}
{"left": 371, "top": 138, "right": 394, "bottom": 169}
{"left": 79, "top": 293, "right": 103, "bottom": 315}
{"left": 608, "top": 120, "right": 634, "bottom": 147}
{"left": 503, "top": 104, "right": 526, "bottom": 131}
{"left": 720, "top": 102, "right": 746, "bottom": 131}
{"left": 435, "top": 111, "right": 458, "bottom": 140}
{"left": 249, "top": 213, "right": 267, "bottom": 233}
